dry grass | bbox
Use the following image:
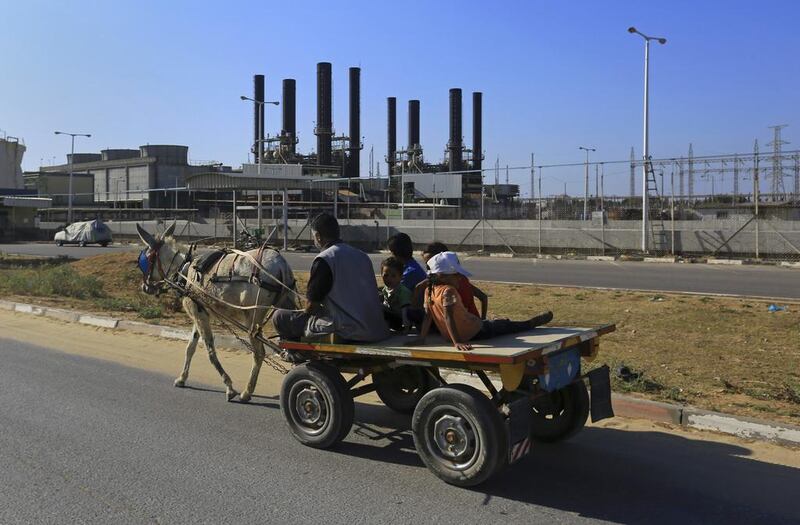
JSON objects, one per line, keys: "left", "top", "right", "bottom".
{"left": 0, "top": 252, "right": 798, "bottom": 425}
{"left": 480, "top": 280, "right": 800, "bottom": 425}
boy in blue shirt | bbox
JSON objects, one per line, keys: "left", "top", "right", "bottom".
{"left": 387, "top": 233, "right": 426, "bottom": 290}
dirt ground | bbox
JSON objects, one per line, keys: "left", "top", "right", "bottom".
{"left": 1, "top": 309, "right": 797, "bottom": 468}
{"left": 0, "top": 252, "right": 799, "bottom": 425}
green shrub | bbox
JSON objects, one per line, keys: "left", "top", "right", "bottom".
{"left": 6, "top": 265, "right": 104, "bottom": 300}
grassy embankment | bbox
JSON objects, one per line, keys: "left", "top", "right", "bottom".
{"left": 0, "top": 251, "right": 798, "bottom": 425}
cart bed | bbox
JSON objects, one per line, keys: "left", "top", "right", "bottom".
{"left": 281, "top": 324, "right": 615, "bottom": 365}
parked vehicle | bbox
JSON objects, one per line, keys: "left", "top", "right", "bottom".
{"left": 54, "top": 219, "right": 113, "bottom": 247}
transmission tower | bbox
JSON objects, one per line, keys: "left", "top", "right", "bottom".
{"left": 767, "top": 124, "right": 789, "bottom": 200}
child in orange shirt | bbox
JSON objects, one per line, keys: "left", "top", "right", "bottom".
{"left": 416, "top": 252, "right": 552, "bottom": 351}
{"left": 413, "top": 242, "right": 488, "bottom": 319}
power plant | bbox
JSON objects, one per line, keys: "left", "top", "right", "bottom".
{"left": 247, "top": 61, "right": 497, "bottom": 207}
{"left": 254, "top": 63, "right": 364, "bottom": 183}
{"left": 386, "top": 88, "right": 487, "bottom": 205}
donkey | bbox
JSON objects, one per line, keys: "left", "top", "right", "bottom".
{"left": 136, "top": 222, "right": 298, "bottom": 402}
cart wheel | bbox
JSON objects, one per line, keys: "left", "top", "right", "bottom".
{"left": 100, "top": 241, "right": 109, "bottom": 247}
{"left": 412, "top": 384, "right": 508, "bottom": 487}
{"left": 56, "top": 241, "right": 63, "bottom": 247}
{"left": 280, "top": 362, "right": 354, "bottom": 449}
{"left": 79, "top": 241, "right": 87, "bottom": 247}
{"left": 529, "top": 381, "right": 589, "bottom": 443}
{"left": 373, "top": 366, "right": 437, "bottom": 414}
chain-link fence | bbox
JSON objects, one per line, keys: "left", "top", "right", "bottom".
{"left": 26, "top": 149, "right": 800, "bottom": 260}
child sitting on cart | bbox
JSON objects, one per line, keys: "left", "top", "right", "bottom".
{"left": 379, "top": 256, "right": 412, "bottom": 332}
{"left": 415, "top": 252, "right": 553, "bottom": 351}
{"left": 415, "top": 242, "right": 488, "bottom": 319}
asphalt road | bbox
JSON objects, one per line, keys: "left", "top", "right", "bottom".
{"left": 2, "top": 339, "right": 799, "bottom": 524}
{"left": 2, "top": 242, "right": 799, "bottom": 299}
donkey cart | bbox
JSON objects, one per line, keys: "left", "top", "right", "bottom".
{"left": 277, "top": 324, "right": 616, "bottom": 487}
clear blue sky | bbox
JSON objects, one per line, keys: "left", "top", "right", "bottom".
{"left": 2, "top": 0, "right": 798, "bottom": 196}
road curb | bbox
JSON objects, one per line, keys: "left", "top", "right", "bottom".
{"left": 683, "top": 408, "right": 800, "bottom": 448}
{"left": 3, "top": 298, "right": 799, "bottom": 447}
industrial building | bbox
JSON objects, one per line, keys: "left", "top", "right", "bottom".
{"left": 39, "top": 145, "right": 222, "bottom": 209}
{"left": 23, "top": 171, "right": 94, "bottom": 206}
{"left": 0, "top": 135, "right": 26, "bottom": 190}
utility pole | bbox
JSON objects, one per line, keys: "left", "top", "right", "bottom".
{"left": 754, "top": 139, "right": 760, "bottom": 258}
{"left": 538, "top": 168, "right": 543, "bottom": 255}
{"left": 629, "top": 26, "right": 667, "bottom": 252}
{"left": 54, "top": 131, "right": 91, "bottom": 224}
{"left": 579, "top": 146, "right": 595, "bottom": 220}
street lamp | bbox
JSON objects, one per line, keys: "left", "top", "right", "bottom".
{"left": 54, "top": 130, "right": 91, "bottom": 224}
{"left": 629, "top": 26, "right": 667, "bottom": 252}
{"left": 240, "top": 96, "right": 279, "bottom": 237}
{"left": 578, "top": 146, "right": 595, "bottom": 220}
{"left": 240, "top": 95, "right": 279, "bottom": 163}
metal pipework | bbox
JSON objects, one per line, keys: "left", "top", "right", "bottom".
{"left": 448, "top": 88, "right": 463, "bottom": 172}
{"left": 408, "top": 99, "right": 420, "bottom": 151}
{"left": 315, "top": 62, "right": 333, "bottom": 166}
{"left": 348, "top": 67, "right": 361, "bottom": 178}
{"left": 387, "top": 96, "right": 397, "bottom": 175}
{"left": 282, "top": 79, "right": 296, "bottom": 155}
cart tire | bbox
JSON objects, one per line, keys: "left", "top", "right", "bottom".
{"left": 79, "top": 241, "right": 87, "bottom": 247}
{"left": 529, "top": 381, "right": 589, "bottom": 443}
{"left": 412, "top": 384, "right": 507, "bottom": 487}
{"left": 100, "top": 241, "right": 109, "bottom": 247}
{"left": 56, "top": 241, "right": 63, "bottom": 247}
{"left": 280, "top": 362, "right": 354, "bottom": 449}
{"left": 373, "top": 366, "right": 437, "bottom": 414}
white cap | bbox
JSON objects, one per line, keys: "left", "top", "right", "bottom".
{"left": 427, "top": 251, "right": 472, "bottom": 277}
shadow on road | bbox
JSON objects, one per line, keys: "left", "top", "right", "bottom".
{"left": 342, "top": 405, "right": 800, "bottom": 523}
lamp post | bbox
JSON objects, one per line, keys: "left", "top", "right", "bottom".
{"left": 628, "top": 26, "right": 667, "bottom": 252}
{"left": 54, "top": 131, "right": 91, "bottom": 224}
{"left": 578, "top": 146, "right": 595, "bottom": 220}
{"left": 240, "top": 95, "right": 279, "bottom": 164}
{"left": 240, "top": 96, "right": 279, "bottom": 237}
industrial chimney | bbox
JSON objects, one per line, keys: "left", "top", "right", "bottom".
{"left": 348, "top": 67, "right": 361, "bottom": 179}
{"left": 408, "top": 100, "right": 420, "bottom": 151}
{"left": 448, "top": 88, "right": 463, "bottom": 172}
{"left": 315, "top": 62, "right": 333, "bottom": 166}
{"left": 282, "top": 79, "right": 296, "bottom": 155}
{"left": 387, "top": 97, "right": 396, "bottom": 176}
{"left": 253, "top": 74, "right": 265, "bottom": 163}
{"left": 472, "top": 92, "right": 482, "bottom": 173}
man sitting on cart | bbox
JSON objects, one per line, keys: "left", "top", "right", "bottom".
{"left": 417, "top": 251, "right": 553, "bottom": 351}
{"left": 272, "top": 213, "right": 390, "bottom": 344}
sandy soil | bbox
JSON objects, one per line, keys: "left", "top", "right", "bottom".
{"left": 1, "top": 308, "right": 797, "bottom": 470}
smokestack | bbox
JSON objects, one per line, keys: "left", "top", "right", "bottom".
{"left": 348, "top": 67, "right": 361, "bottom": 178}
{"left": 387, "top": 97, "right": 396, "bottom": 176}
{"left": 472, "top": 92, "right": 482, "bottom": 173}
{"left": 282, "top": 79, "right": 296, "bottom": 155}
{"left": 315, "top": 62, "right": 332, "bottom": 166}
{"left": 254, "top": 74, "right": 265, "bottom": 163}
{"left": 408, "top": 99, "right": 420, "bottom": 151}
{"left": 448, "top": 88, "right": 463, "bottom": 172}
